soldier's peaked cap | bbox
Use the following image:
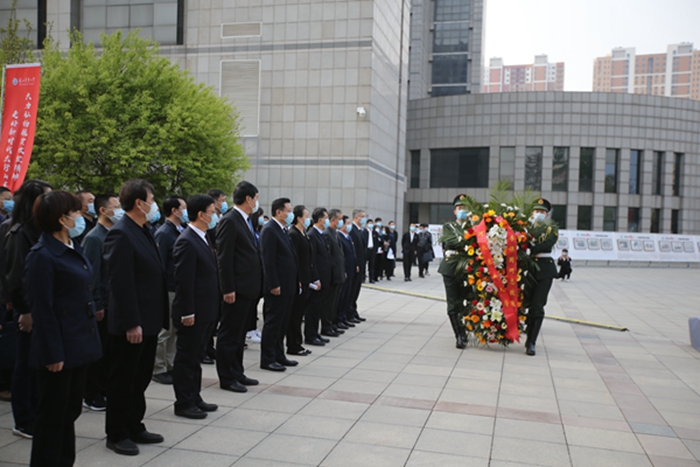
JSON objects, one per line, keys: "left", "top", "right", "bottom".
{"left": 534, "top": 198, "right": 552, "bottom": 212}
{"left": 453, "top": 194, "right": 468, "bottom": 207}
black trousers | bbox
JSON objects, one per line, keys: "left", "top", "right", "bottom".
{"left": 216, "top": 296, "right": 254, "bottom": 385}
{"left": 105, "top": 335, "right": 157, "bottom": 442}
{"left": 321, "top": 284, "right": 341, "bottom": 333}
{"left": 84, "top": 315, "right": 109, "bottom": 401}
{"left": 12, "top": 318, "right": 35, "bottom": 431}
{"left": 336, "top": 275, "right": 354, "bottom": 323}
{"left": 173, "top": 320, "right": 216, "bottom": 410}
{"left": 366, "top": 250, "right": 376, "bottom": 281}
{"left": 348, "top": 271, "right": 363, "bottom": 319}
{"left": 443, "top": 274, "right": 465, "bottom": 318}
{"left": 32, "top": 365, "right": 88, "bottom": 467}
{"left": 384, "top": 259, "right": 395, "bottom": 278}
{"left": 287, "top": 288, "right": 311, "bottom": 353}
{"left": 261, "top": 294, "right": 294, "bottom": 366}
{"left": 304, "top": 288, "right": 326, "bottom": 341}
{"left": 374, "top": 254, "right": 384, "bottom": 279}
{"left": 403, "top": 251, "right": 415, "bottom": 279}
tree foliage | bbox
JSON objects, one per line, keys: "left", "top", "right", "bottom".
{"left": 29, "top": 30, "right": 249, "bottom": 198}
{"left": 0, "top": 0, "right": 35, "bottom": 68}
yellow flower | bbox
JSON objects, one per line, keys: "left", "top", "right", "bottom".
{"left": 477, "top": 282, "right": 484, "bottom": 291}
{"left": 488, "top": 209, "right": 496, "bottom": 216}
{"left": 472, "top": 215, "right": 480, "bottom": 222}
{"left": 467, "top": 247, "right": 475, "bottom": 256}
{"left": 468, "top": 276, "right": 475, "bottom": 285}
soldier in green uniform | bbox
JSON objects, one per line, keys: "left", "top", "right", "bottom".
{"left": 438, "top": 194, "right": 469, "bottom": 349}
{"left": 525, "top": 198, "right": 559, "bottom": 356}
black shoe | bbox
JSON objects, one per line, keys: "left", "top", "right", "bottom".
{"left": 261, "top": 362, "right": 286, "bottom": 372}
{"left": 130, "top": 430, "right": 164, "bottom": 444}
{"left": 419, "top": 274, "right": 424, "bottom": 278}
{"left": 288, "top": 348, "right": 312, "bottom": 356}
{"left": 332, "top": 326, "right": 345, "bottom": 334}
{"left": 278, "top": 358, "right": 298, "bottom": 367}
{"left": 107, "top": 439, "right": 139, "bottom": 456}
{"left": 347, "top": 317, "right": 361, "bottom": 324}
{"left": 404, "top": 278, "right": 409, "bottom": 282}
{"left": 238, "top": 376, "right": 259, "bottom": 386}
{"left": 321, "top": 330, "right": 340, "bottom": 338}
{"left": 221, "top": 381, "right": 248, "bottom": 393}
{"left": 336, "top": 322, "right": 349, "bottom": 330}
{"left": 355, "top": 316, "right": 366, "bottom": 322}
{"left": 456, "top": 334, "right": 466, "bottom": 349}
{"left": 196, "top": 401, "right": 218, "bottom": 412}
{"left": 525, "top": 343, "right": 536, "bottom": 356}
{"left": 175, "top": 406, "right": 208, "bottom": 420}
{"left": 305, "top": 337, "right": 327, "bottom": 346}
{"left": 320, "top": 336, "right": 331, "bottom": 343}
{"left": 152, "top": 373, "right": 173, "bottom": 385}
{"left": 83, "top": 395, "right": 107, "bottom": 411}
{"left": 201, "top": 356, "right": 215, "bottom": 365}
{"left": 386, "top": 277, "right": 391, "bottom": 281}
{"left": 343, "top": 320, "right": 356, "bottom": 327}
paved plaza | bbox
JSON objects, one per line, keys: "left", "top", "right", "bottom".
{"left": 0, "top": 266, "right": 699, "bottom": 466}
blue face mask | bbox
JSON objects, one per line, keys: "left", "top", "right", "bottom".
{"left": 207, "top": 212, "right": 219, "bottom": 230}
{"left": 2, "top": 200, "right": 14, "bottom": 213}
{"left": 346, "top": 224, "right": 353, "bottom": 233}
{"left": 456, "top": 209, "right": 468, "bottom": 221}
{"left": 285, "top": 212, "right": 295, "bottom": 226}
{"left": 220, "top": 201, "right": 229, "bottom": 214}
{"left": 409, "top": 226, "right": 416, "bottom": 232}
{"left": 87, "top": 203, "right": 96, "bottom": 217}
{"left": 258, "top": 217, "right": 265, "bottom": 226}
{"left": 337, "top": 220, "right": 344, "bottom": 229}
{"left": 389, "top": 225, "right": 395, "bottom": 230}
{"left": 324, "top": 218, "right": 330, "bottom": 229}
{"left": 376, "top": 222, "right": 382, "bottom": 228}
{"left": 66, "top": 215, "right": 86, "bottom": 238}
{"left": 180, "top": 209, "right": 189, "bottom": 224}
{"left": 150, "top": 210, "right": 161, "bottom": 224}
{"left": 142, "top": 200, "right": 160, "bottom": 223}
{"left": 303, "top": 218, "right": 311, "bottom": 229}
{"left": 360, "top": 217, "right": 367, "bottom": 227}
{"left": 109, "top": 208, "right": 125, "bottom": 224}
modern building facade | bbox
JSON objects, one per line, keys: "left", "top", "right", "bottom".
{"left": 405, "top": 91, "right": 700, "bottom": 234}
{"left": 593, "top": 43, "right": 700, "bottom": 101}
{"left": 483, "top": 55, "right": 565, "bottom": 93}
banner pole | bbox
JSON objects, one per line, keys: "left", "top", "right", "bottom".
{"left": 0, "top": 65, "right": 6, "bottom": 142}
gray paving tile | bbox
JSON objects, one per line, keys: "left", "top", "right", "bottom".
{"left": 490, "top": 437, "right": 571, "bottom": 467}
{"left": 564, "top": 425, "right": 644, "bottom": 453}
{"left": 414, "top": 428, "right": 492, "bottom": 458}
{"left": 569, "top": 445, "right": 654, "bottom": 467}
{"left": 630, "top": 422, "right": 678, "bottom": 438}
{"left": 405, "top": 450, "right": 489, "bottom": 467}
{"left": 320, "top": 441, "right": 410, "bottom": 467}
{"left": 343, "top": 421, "right": 421, "bottom": 448}
{"left": 246, "top": 433, "right": 337, "bottom": 465}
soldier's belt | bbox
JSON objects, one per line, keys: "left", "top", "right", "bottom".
{"left": 534, "top": 253, "right": 552, "bottom": 258}
{"left": 445, "top": 250, "right": 457, "bottom": 257}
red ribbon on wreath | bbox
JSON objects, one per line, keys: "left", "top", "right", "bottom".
{"left": 473, "top": 217, "right": 521, "bottom": 343}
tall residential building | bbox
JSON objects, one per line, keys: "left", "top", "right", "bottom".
{"left": 593, "top": 43, "right": 700, "bottom": 101}
{"left": 408, "top": 0, "right": 485, "bottom": 99}
{"left": 482, "top": 55, "right": 565, "bottom": 93}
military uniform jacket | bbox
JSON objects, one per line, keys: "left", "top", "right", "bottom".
{"left": 530, "top": 222, "right": 559, "bottom": 281}
{"left": 438, "top": 221, "right": 465, "bottom": 277}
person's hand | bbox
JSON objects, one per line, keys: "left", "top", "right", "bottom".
{"left": 223, "top": 292, "right": 236, "bottom": 304}
{"left": 181, "top": 316, "right": 195, "bottom": 326}
{"left": 18, "top": 313, "right": 32, "bottom": 333}
{"left": 356, "top": 266, "right": 360, "bottom": 273}
{"left": 271, "top": 287, "right": 281, "bottom": 296}
{"left": 46, "top": 362, "right": 64, "bottom": 372}
{"left": 126, "top": 325, "right": 143, "bottom": 344}
{"left": 95, "top": 309, "right": 105, "bottom": 322}
{"left": 314, "top": 281, "right": 321, "bottom": 291}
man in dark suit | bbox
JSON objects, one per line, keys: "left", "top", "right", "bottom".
{"left": 336, "top": 216, "right": 358, "bottom": 328}
{"left": 259, "top": 198, "right": 299, "bottom": 371}
{"left": 171, "top": 195, "right": 220, "bottom": 419}
{"left": 323, "top": 209, "right": 346, "bottom": 336}
{"left": 401, "top": 223, "right": 419, "bottom": 282}
{"left": 103, "top": 179, "right": 169, "bottom": 456}
{"left": 305, "top": 208, "right": 332, "bottom": 345}
{"left": 215, "top": 181, "right": 261, "bottom": 392}
{"left": 348, "top": 209, "right": 368, "bottom": 323}
{"left": 364, "top": 218, "right": 378, "bottom": 282}
{"left": 152, "top": 195, "right": 187, "bottom": 385}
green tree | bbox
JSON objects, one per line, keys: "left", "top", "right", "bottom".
{"left": 0, "top": 0, "right": 35, "bottom": 68}
{"left": 29, "top": 30, "right": 248, "bottom": 198}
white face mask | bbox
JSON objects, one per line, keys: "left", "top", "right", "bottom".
{"left": 532, "top": 212, "right": 546, "bottom": 223}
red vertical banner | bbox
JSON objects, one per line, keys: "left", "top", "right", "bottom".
{"left": 1, "top": 63, "right": 41, "bottom": 191}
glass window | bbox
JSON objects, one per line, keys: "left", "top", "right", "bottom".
{"left": 629, "top": 150, "right": 641, "bottom": 194}
{"left": 432, "top": 55, "right": 469, "bottom": 85}
{"left": 671, "top": 209, "right": 679, "bottom": 234}
{"left": 603, "top": 207, "right": 617, "bottom": 231}
{"left": 410, "top": 150, "right": 420, "bottom": 189}
{"left": 433, "top": 23, "right": 469, "bottom": 53}
{"left": 431, "top": 86, "right": 467, "bottom": 96}
{"left": 604, "top": 149, "right": 618, "bottom": 193}
{"left": 434, "top": 0, "right": 470, "bottom": 21}
{"left": 525, "top": 147, "right": 542, "bottom": 190}
{"left": 499, "top": 147, "right": 515, "bottom": 186}
{"left": 429, "top": 204, "right": 455, "bottom": 224}
{"left": 650, "top": 208, "right": 661, "bottom": 233}
{"left": 551, "top": 205, "right": 567, "bottom": 229}
{"left": 577, "top": 205, "right": 592, "bottom": 231}
{"left": 627, "top": 207, "right": 640, "bottom": 232}
{"left": 409, "top": 203, "right": 419, "bottom": 224}
{"left": 579, "top": 148, "right": 594, "bottom": 192}
{"left": 430, "top": 148, "right": 489, "bottom": 188}
{"left": 673, "top": 153, "right": 682, "bottom": 196}
{"left": 551, "top": 147, "right": 569, "bottom": 192}
{"left": 652, "top": 151, "right": 663, "bottom": 195}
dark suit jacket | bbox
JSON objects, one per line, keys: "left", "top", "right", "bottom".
{"left": 349, "top": 223, "right": 367, "bottom": 266}
{"left": 289, "top": 226, "right": 316, "bottom": 286}
{"left": 308, "top": 227, "right": 331, "bottom": 286}
{"left": 81, "top": 223, "right": 109, "bottom": 311}
{"left": 103, "top": 214, "right": 169, "bottom": 336}
{"left": 401, "top": 231, "right": 419, "bottom": 255}
{"left": 365, "top": 228, "right": 380, "bottom": 253}
{"left": 339, "top": 232, "right": 357, "bottom": 279}
{"left": 172, "top": 227, "right": 219, "bottom": 324}
{"left": 260, "top": 220, "right": 298, "bottom": 296}
{"left": 325, "top": 227, "right": 345, "bottom": 285}
{"left": 154, "top": 220, "right": 181, "bottom": 292}
{"left": 25, "top": 233, "right": 102, "bottom": 370}
{"left": 5, "top": 222, "right": 40, "bottom": 315}
{"left": 215, "top": 208, "right": 262, "bottom": 300}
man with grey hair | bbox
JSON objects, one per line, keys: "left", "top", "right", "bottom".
{"left": 322, "top": 209, "right": 346, "bottom": 336}
{"left": 347, "top": 209, "right": 368, "bottom": 323}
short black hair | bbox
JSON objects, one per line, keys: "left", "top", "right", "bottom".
{"left": 263, "top": 215, "right": 270, "bottom": 221}
{"left": 250, "top": 207, "right": 264, "bottom": 231}
{"left": 119, "top": 179, "right": 154, "bottom": 212}
{"left": 94, "top": 193, "right": 118, "bottom": 216}
{"left": 271, "top": 197, "right": 290, "bottom": 217}
{"left": 0, "top": 186, "right": 11, "bottom": 195}
{"left": 163, "top": 195, "right": 184, "bottom": 217}
{"left": 293, "top": 205, "right": 306, "bottom": 226}
{"left": 342, "top": 215, "right": 349, "bottom": 224}
{"left": 33, "top": 191, "right": 82, "bottom": 233}
{"left": 562, "top": 249, "right": 568, "bottom": 253}
{"left": 187, "top": 194, "right": 215, "bottom": 221}
{"left": 374, "top": 217, "right": 382, "bottom": 222}
{"left": 420, "top": 223, "right": 428, "bottom": 228}
{"left": 389, "top": 220, "right": 395, "bottom": 224}
{"left": 208, "top": 189, "right": 225, "bottom": 200}
{"left": 329, "top": 209, "right": 342, "bottom": 221}
{"left": 233, "top": 181, "right": 258, "bottom": 206}
{"left": 312, "top": 207, "right": 327, "bottom": 223}
{"left": 75, "top": 190, "right": 93, "bottom": 197}
{"left": 12, "top": 179, "right": 52, "bottom": 229}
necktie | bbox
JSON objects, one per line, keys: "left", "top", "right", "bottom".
{"left": 247, "top": 217, "right": 258, "bottom": 245}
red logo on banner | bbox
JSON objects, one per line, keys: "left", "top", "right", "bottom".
{"left": 1, "top": 63, "right": 41, "bottom": 192}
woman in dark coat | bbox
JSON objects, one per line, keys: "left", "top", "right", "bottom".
{"left": 25, "top": 191, "right": 102, "bottom": 466}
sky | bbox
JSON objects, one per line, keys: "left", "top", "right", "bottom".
{"left": 483, "top": 0, "right": 700, "bottom": 91}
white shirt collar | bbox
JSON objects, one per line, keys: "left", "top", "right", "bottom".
{"left": 233, "top": 206, "right": 249, "bottom": 221}
{"left": 339, "top": 230, "right": 349, "bottom": 238}
{"left": 314, "top": 226, "right": 324, "bottom": 234}
{"left": 273, "top": 217, "right": 286, "bottom": 230}
{"left": 188, "top": 224, "right": 209, "bottom": 245}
